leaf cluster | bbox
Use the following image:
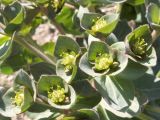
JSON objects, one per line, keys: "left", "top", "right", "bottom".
{"left": 0, "top": 0, "right": 160, "bottom": 120}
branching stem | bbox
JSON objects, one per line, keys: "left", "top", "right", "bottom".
{"left": 51, "top": 19, "right": 65, "bottom": 35}
{"left": 97, "top": 105, "right": 109, "bottom": 120}
{"left": 14, "top": 36, "right": 56, "bottom": 66}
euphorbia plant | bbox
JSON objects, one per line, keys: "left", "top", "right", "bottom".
{"left": 79, "top": 40, "right": 128, "bottom": 76}
{"left": 1, "top": 0, "right": 160, "bottom": 120}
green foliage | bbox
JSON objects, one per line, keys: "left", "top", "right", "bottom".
{"left": 146, "top": 3, "right": 160, "bottom": 30}
{"left": 3, "top": 2, "right": 25, "bottom": 34}
{"left": 0, "top": 0, "right": 160, "bottom": 119}
{"left": 0, "top": 33, "right": 13, "bottom": 64}
{"left": 127, "top": 0, "right": 145, "bottom": 6}
{"left": 125, "top": 25, "right": 157, "bottom": 67}
{"left": 0, "top": 69, "right": 36, "bottom": 117}
{"left": 81, "top": 13, "right": 119, "bottom": 36}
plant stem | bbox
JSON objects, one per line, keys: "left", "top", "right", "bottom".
{"left": 136, "top": 113, "right": 155, "bottom": 120}
{"left": 51, "top": 19, "right": 65, "bottom": 35}
{"left": 145, "top": 105, "right": 160, "bottom": 113}
{"left": 97, "top": 105, "right": 110, "bottom": 120}
{"left": 151, "top": 30, "right": 160, "bottom": 43}
{"left": 51, "top": 3, "right": 76, "bottom": 34}
{"left": 0, "top": 23, "right": 5, "bottom": 30}
{"left": 64, "top": 3, "right": 76, "bottom": 9}
{"left": 24, "top": 7, "right": 41, "bottom": 24}
{"left": 14, "top": 36, "right": 56, "bottom": 66}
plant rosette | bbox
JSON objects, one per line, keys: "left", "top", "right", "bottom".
{"left": 79, "top": 41, "right": 128, "bottom": 77}
{"left": 37, "top": 75, "right": 76, "bottom": 110}
{"left": 146, "top": 3, "right": 160, "bottom": 31}
{"left": 80, "top": 12, "right": 119, "bottom": 37}
{"left": 125, "top": 24, "right": 157, "bottom": 67}
{"left": 0, "top": 69, "right": 36, "bottom": 117}
{"left": 54, "top": 35, "right": 81, "bottom": 83}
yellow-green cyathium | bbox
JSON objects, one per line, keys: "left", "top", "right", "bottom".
{"left": 60, "top": 51, "right": 78, "bottom": 72}
{"left": 91, "top": 18, "right": 107, "bottom": 32}
{"left": 48, "top": 85, "right": 67, "bottom": 104}
{"left": 131, "top": 37, "right": 148, "bottom": 57}
{"left": 12, "top": 88, "right": 24, "bottom": 107}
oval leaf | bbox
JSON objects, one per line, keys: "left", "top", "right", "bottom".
{"left": 94, "top": 76, "right": 135, "bottom": 111}
{"left": 72, "top": 80, "right": 101, "bottom": 110}
{"left": 3, "top": 2, "right": 25, "bottom": 34}
{"left": 13, "top": 69, "right": 36, "bottom": 101}
{"left": 146, "top": 3, "right": 160, "bottom": 30}
{"left": 54, "top": 35, "right": 80, "bottom": 58}
{"left": 0, "top": 33, "right": 13, "bottom": 64}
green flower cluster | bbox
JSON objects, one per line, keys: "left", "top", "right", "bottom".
{"left": 48, "top": 86, "right": 66, "bottom": 104}
{"left": 94, "top": 53, "right": 113, "bottom": 71}
{"left": 91, "top": 19, "right": 107, "bottom": 32}
{"left": 131, "top": 38, "right": 148, "bottom": 56}
{"left": 61, "top": 51, "right": 77, "bottom": 72}
{"left": 12, "top": 89, "right": 24, "bottom": 107}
